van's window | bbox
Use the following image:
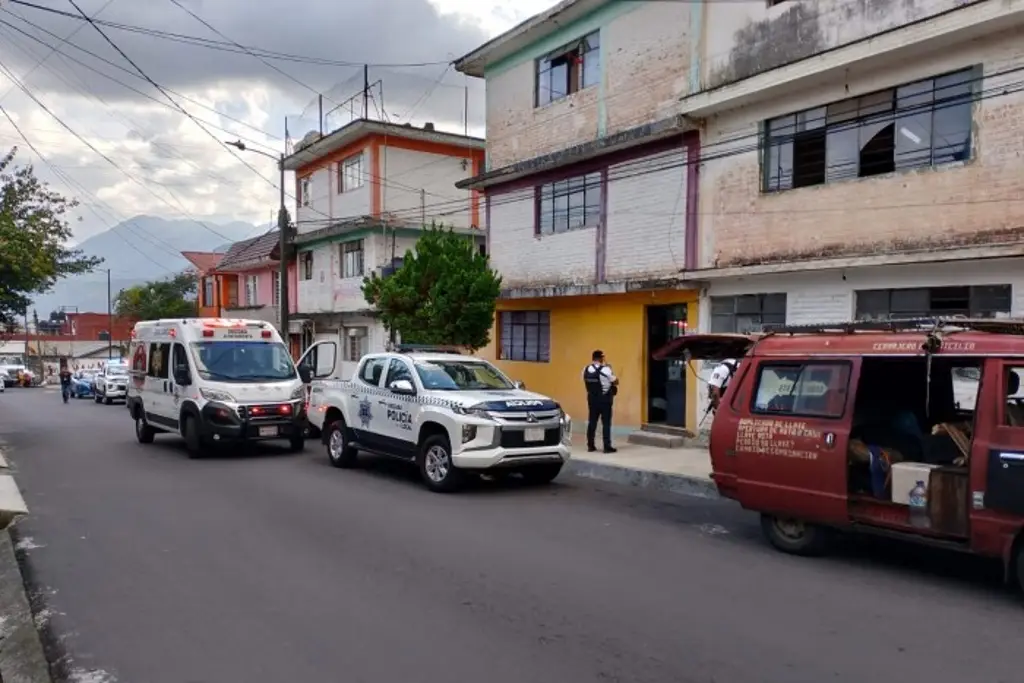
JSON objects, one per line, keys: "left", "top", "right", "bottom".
{"left": 359, "top": 357, "right": 386, "bottom": 386}
{"left": 1002, "top": 366, "right": 1024, "bottom": 427}
{"left": 148, "top": 343, "right": 170, "bottom": 379}
{"left": 752, "top": 362, "right": 850, "bottom": 418}
{"left": 188, "top": 341, "right": 296, "bottom": 382}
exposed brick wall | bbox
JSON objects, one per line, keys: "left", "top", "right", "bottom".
{"left": 485, "top": 2, "right": 694, "bottom": 169}
{"left": 700, "top": 31, "right": 1024, "bottom": 270}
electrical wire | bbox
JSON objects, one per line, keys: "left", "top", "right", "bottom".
{"left": 293, "top": 63, "right": 1024, "bottom": 229}
{"left": 8, "top": 0, "right": 453, "bottom": 68}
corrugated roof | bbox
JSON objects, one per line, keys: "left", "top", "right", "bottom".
{"left": 215, "top": 231, "right": 279, "bottom": 271}
{"left": 181, "top": 251, "right": 223, "bottom": 273}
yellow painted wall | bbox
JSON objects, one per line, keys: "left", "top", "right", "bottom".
{"left": 479, "top": 290, "right": 699, "bottom": 432}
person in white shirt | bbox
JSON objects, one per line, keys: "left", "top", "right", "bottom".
{"left": 707, "top": 358, "right": 739, "bottom": 412}
{"left": 583, "top": 349, "right": 618, "bottom": 453}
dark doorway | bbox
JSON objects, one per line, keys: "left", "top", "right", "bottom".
{"left": 646, "top": 304, "right": 687, "bottom": 426}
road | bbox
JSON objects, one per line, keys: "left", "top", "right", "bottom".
{"left": 2, "top": 388, "right": 1024, "bottom": 683}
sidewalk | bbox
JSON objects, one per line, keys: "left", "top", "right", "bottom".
{"left": 565, "top": 433, "right": 718, "bottom": 498}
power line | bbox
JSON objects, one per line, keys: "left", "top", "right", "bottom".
{"left": 8, "top": 0, "right": 453, "bottom": 68}
{"left": 0, "top": 54, "right": 239, "bottom": 243}
{"left": 0, "top": 13, "right": 279, "bottom": 150}
{"left": 292, "top": 66, "right": 1024, "bottom": 230}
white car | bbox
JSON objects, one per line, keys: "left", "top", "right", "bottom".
{"left": 94, "top": 364, "right": 129, "bottom": 404}
{"left": 303, "top": 345, "right": 572, "bottom": 492}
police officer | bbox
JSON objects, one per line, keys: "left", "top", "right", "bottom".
{"left": 583, "top": 349, "right": 618, "bottom": 453}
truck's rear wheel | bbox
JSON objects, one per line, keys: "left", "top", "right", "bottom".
{"left": 325, "top": 419, "right": 357, "bottom": 468}
{"left": 760, "top": 514, "right": 831, "bottom": 556}
{"left": 418, "top": 435, "right": 465, "bottom": 493}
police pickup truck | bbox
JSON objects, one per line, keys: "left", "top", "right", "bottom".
{"left": 300, "top": 345, "right": 572, "bottom": 492}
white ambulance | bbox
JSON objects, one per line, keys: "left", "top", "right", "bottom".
{"left": 126, "top": 318, "right": 308, "bottom": 457}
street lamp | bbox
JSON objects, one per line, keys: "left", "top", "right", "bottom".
{"left": 226, "top": 140, "right": 290, "bottom": 342}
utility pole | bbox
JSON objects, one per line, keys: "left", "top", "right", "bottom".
{"left": 106, "top": 268, "right": 113, "bottom": 359}
{"left": 420, "top": 188, "right": 426, "bottom": 227}
{"left": 318, "top": 94, "right": 323, "bottom": 135}
{"left": 464, "top": 84, "right": 469, "bottom": 136}
{"left": 363, "top": 64, "right": 369, "bottom": 119}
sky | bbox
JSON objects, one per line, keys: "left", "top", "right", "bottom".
{"left": 0, "top": 0, "right": 556, "bottom": 245}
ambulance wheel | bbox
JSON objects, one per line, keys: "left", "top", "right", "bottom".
{"left": 760, "top": 514, "right": 831, "bottom": 556}
{"left": 182, "top": 414, "right": 207, "bottom": 459}
{"left": 1014, "top": 535, "right": 1024, "bottom": 594}
{"left": 135, "top": 414, "right": 155, "bottom": 444}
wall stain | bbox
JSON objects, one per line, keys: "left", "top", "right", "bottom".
{"left": 709, "top": 3, "right": 824, "bottom": 89}
{"left": 720, "top": 226, "right": 1024, "bottom": 269}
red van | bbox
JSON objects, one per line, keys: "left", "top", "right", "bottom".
{"left": 655, "top": 318, "right": 1024, "bottom": 589}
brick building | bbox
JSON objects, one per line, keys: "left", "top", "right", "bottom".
{"left": 455, "top": 0, "right": 702, "bottom": 435}
{"left": 457, "top": 0, "right": 1024, "bottom": 436}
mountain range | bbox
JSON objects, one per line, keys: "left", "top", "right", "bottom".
{"left": 33, "top": 216, "right": 262, "bottom": 316}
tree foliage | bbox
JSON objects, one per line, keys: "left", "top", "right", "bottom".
{"left": 362, "top": 225, "right": 501, "bottom": 351}
{"left": 113, "top": 271, "right": 197, "bottom": 320}
{"left": 0, "top": 147, "right": 101, "bottom": 326}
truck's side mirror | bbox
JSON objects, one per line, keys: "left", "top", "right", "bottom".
{"left": 389, "top": 379, "right": 415, "bottom": 395}
{"left": 513, "top": 380, "right": 526, "bottom": 389}
{"left": 298, "top": 365, "right": 312, "bottom": 384}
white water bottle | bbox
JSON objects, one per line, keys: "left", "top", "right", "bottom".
{"left": 908, "top": 480, "right": 929, "bottom": 528}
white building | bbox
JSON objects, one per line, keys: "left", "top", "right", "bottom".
{"left": 282, "top": 119, "right": 485, "bottom": 377}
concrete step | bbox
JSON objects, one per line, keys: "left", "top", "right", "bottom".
{"left": 641, "top": 423, "right": 693, "bottom": 437}
{"left": 627, "top": 430, "right": 685, "bottom": 448}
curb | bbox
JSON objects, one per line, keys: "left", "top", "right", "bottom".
{"left": 566, "top": 459, "right": 720, "bottom": 499}
{"left": 0, "top": 530, "right": 51, "bottom": 683}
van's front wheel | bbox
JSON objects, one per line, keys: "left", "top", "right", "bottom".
{"left": 760, "top": 514, "right": 831, "bottom": 556}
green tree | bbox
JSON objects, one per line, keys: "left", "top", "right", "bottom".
{"left": 0, "top": 147, "right": 101, "bottom": 326}
{"left": 362, "top": 225, "right": 501, "bottom": 351}
{"left": 114, "top": 271, "right": 197, "bottom": 320}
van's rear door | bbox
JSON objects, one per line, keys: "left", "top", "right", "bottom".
{"left": 651, "top": 334, "right": 757, "bottom": 362}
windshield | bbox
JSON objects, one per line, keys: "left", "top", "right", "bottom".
{"left": 190, "top": 341, "right": 297, "bottom": 382}
{"left": 414, "top": 359, "right": 514, "bottom": 391}
{"left": 106, "top": 366, "right": 127, "bottom": 376}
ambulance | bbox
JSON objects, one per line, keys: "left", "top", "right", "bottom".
{"left": 126, "top": 318, "right": 307, "bottom": 457}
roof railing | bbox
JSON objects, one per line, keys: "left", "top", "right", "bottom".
{"left": 765, "top": 317, "right": 1024, "bottom": 336}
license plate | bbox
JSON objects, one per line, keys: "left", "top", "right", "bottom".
{"left": 524, "top": 428, "right": 544, "bottom": 442}
{"left": 258, "top": 426, "right": 278, "bottom": 437}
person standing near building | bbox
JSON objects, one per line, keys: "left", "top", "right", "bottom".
{"left": 583, "top": 349, "right": 618, "bottom": 453}
{"left": 707, "top": 358, "right": 739, "bottom": 412}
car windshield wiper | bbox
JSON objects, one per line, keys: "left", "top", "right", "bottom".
{"left": 201, "top": 370, "right": 240, "bottom": 381}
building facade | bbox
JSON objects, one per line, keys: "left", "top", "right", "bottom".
{"left": 213, "top": 231, "right": 298, "bottom": 334}
{"left": 283, "top": 119, "right": 485, "bottom": 378}
{"left": 688, "top": 0, "right": 1024, "bottom": 418}
{"left": 455, "top": 0, "right": 703, "bottom": 434}
{"left": 183, "top": 251, "right": 225, "bottom": 318}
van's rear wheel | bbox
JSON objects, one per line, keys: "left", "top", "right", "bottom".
{"left": 760, "top": 514, "right": 831, "bottom": 556}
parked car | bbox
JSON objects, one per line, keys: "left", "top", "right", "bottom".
{"left": 70, "top": 371, "right": 95, "bottom": 399}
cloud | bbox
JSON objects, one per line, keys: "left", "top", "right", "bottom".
{"left": 0, "top": 0, "right": 554, "bottom": 247}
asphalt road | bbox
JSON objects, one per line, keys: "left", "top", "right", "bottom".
{"left": 3, "top": 388, "right": 1024, "bottom": 683}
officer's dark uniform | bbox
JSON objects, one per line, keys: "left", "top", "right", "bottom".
{"left": 583, "top": 352, "right": 616, "bottom": 453}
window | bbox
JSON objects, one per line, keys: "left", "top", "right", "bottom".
{"left": 752, "top": 362, "right": 851, "bottom": 417}
{"left": 300, "top": 251, "right": 314, "bottom": 280}
{"left": 341, "top": 240, "right": 364, "bottom": 278}
{"left": 338, "top": 154, "right": 363, "bottom": 192}
{"left": 764, "top": 67, "right": 974, "bottom": 192}
{"left": 358, "top": 357, "right": 386, "bottom": 386}
{"left": 147, "top": 343, "right": 170, "bottom": 379}
{"left": 536, "top": 31, "right": 599, "bottom": 106}
{"left": 499, "top": 311, "right": 550, "bottom": 362}
{"left": 414, "top": 359, "right": 514, "bottom": 391}
{"left": 300, "top": 177, "right": 311, "bottom": 206}
{"left": 1002, "top": 366, "right": 1024, "bottom": 427}
{"left": 710, "top": 294, "right": 787, "bottom": 333}
{"left": 191, "top": 340, "right": 296, "bottom": 381}
{"left": 344, "top": 327, "right": 368, "bottom": 361}
{"left": 244, "top": 274, "right": 259, "bottom": 306}
{"left": 202, "top": 277, "right": 214, "bottom": 306}
{"left": 768, "top": 0, "right": 789, "bottom": 4}
{"left": 385, "top": 359, "right": 414, "bottom": 386}
{"left": 536, "top": 172, "right": 601, "bottom": 234}
{"left": 272, "top": 271, "right": 280, "bottom": 306}
{"left": 855, "top": 285, "right": 1011, "bottom": 321}
{"left": 952, "top": 365, "right": 981, "bottom": 411}
{"left": 172, "top": 343, "right": 190, "bottom": 382}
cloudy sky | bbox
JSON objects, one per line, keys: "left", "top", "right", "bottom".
{"left": 0, "top": 0, "right": 555, "bottom": 245}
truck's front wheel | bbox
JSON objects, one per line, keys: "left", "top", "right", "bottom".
{"left": 418, "top": 435, "right": 465, "bottom": 493}
{"left": 760, "top": 514, "right": 831, "bottom": 556}
{"left": 325, "top": 419, "right": 357, "bottom": 468}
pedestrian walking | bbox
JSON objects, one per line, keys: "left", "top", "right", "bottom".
{"left": 583, "top": 349, "right": 618, "bottom": 453}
